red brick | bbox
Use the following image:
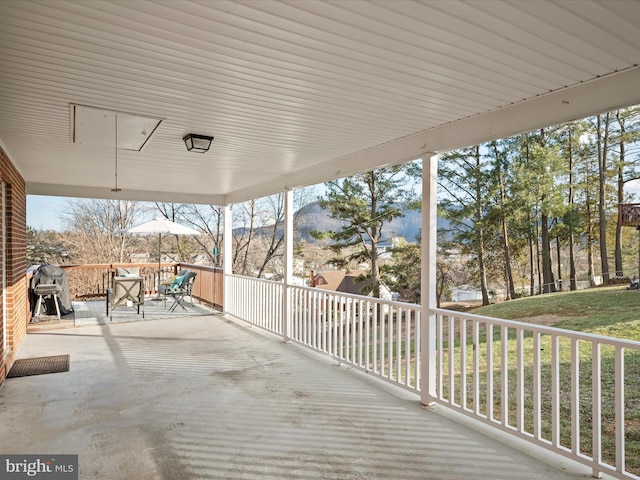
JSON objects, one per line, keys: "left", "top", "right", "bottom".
{"left": 0, "top": 146, "right": 27, "bottom": 386}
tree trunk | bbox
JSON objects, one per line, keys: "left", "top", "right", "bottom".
{"left": 586, "top": 173, "right": 596, "bottom": 286}
{"left": 615, "top": 110, "right": 626, "bottom": 277}
{"left": 567, "top": 128, "right": 577, "bottom": 291}
{"left": 598, "top": 113, "right": 611, "bottom": 284}
{"left": 234, "top": 200, "right": 257, "bottom": 276}
{"left": 369, "top": 181, "right": 381, "bottom": 299}
{"left": 493, "top": 141, "right": 515, "bottom": 300}
{"left": 535, "top": 206, "right": 542, "bottom": 294}
{"left": 256, "top": 194, "right": 285, "bottom": 279}
{"left": 529, "top": 221, "right": 535, "bottom": 296}
{"left": 473, "top": 146, "right": 490, "bottom": 305}
{"left": 541, "top": 208, "right": 556, "bottom": 293}
{"left": 477, "top": 225, "right": 490, "bottom": 305}
{"left": 569, "top": 229, "right": 577, "bottom": 290}
{"left": 436, "top": 263, "right": 446, "bottom": 308}
{"left": 370, "top": 240, "right": 381, "bottom": 298}
{"left": 555, "top": 229, "right": 562, "bottom": 292}
{"left": 587, "top": 230, "right": 595, "bottom": 286}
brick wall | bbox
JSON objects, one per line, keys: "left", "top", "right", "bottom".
{"left": 0, "top": 145, "right": 27, "bottom": 387}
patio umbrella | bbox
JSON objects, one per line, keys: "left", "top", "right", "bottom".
{"left": 124, "top": 217, "right": 200, "bottom": 300}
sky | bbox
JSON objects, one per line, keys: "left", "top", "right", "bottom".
{"left": 26, "top": 195, "right": 160, "bottom": 231}
{"left": 27, "top": 195, "right": 69, "bottom": 231}
{"left": 26, "top": 179, "right": 640, "bottom": 232}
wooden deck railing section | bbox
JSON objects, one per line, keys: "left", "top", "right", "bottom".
{"left": 178, "top": 263, "right": 223, "bottom": 310}
{"left": 29, "top": 262, "right": 223, "bottom": 309}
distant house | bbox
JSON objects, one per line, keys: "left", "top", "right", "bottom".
{"left": 362, "top": 236, "right": 407, "bottom": 261}
{"left": 450, "top": 284, "right": 483, "bottom": 302}
{"left": 311, "top": 270, "right": 394, "bottom": 301}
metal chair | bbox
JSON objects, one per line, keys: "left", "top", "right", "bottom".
{"left": 107, "top": 274, "right": 145, "bottom": 320}
{"left": 159, "top": 270, "right": 197, "bottom": 312}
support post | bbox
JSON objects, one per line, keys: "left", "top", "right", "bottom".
{"left": 420, "top": 153, "right": 438, "bottom": 406}
{"left": 223, "top": 204, "right": 233, "bottom": 316}
{"left": 283, "top": 189, "right": 294, "bottom": 342}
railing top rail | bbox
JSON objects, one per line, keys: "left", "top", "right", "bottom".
{"left": 58, "top": 262, "right": 177, "bottom": 269}
{"left": 228, "top": 273, "right": 284, "bottom": 287}
{"left": 432, "top": 306, "right": 640, "bottom": 349}
{"left": 290, "top": 283, "right": 421, "bottom": 309}
{"left": 177, "top": 263, "right": 222, "bottom": 273}
{"left": 57, "top": 262, "right": 221, "bottom": 272}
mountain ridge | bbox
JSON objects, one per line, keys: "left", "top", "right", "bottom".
{"left": 240, "top": 201, "right": 426, "bottom": 244}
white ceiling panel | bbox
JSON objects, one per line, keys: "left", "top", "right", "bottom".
{"left": 0, "top": 0, "right": 639, "bottom": 205}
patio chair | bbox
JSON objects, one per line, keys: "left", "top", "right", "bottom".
{"left": 159, "top": 270, "right": 197, "bottom": 312}
{"left": 106, "top": 267, "right": 145, "bottom": 320}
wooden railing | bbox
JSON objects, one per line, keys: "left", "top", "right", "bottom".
{"left": 177, "top": 263, "right": 223, "bottom": 309}
{"left": 31, "top": 262, "right": 223, "bottom": 309}
{"left": 60, "top": 263, "right": 177, "bottom": 299}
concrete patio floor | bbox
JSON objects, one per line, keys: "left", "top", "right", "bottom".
{"left": 0, "top": 314, "right": 601, "bottom": 479}
{"left": 28, "top": 296, "right": 215, "bottom": 331}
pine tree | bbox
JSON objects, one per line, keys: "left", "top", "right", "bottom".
{"left": 439, "top": 145, "right": 494, "bottom": 305}
{"left": 314, "top": 162, "right": 421, "bottom": 298}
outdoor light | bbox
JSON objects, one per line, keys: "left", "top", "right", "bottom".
{"left": 183, "top": 133, "right": 214, "bottom": 153}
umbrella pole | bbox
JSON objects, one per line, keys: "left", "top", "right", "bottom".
{"left": 154, "top": 233, "right": 162, "bottom": 301}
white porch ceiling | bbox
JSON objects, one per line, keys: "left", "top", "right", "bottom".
{"left": 1, "top": 0, "right": 639, "bottom": 205}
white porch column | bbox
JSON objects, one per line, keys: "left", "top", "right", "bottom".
{"left": 223, "top": 204, "right": 233, "bottom": 316}
{"left": 420, "top": 153, "right": 438, "bottom": 406}
{"left": 282, "top": 189, "right": 294, "bottom": 342}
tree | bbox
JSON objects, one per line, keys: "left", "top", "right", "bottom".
{"left": 179, "top": 203, "right": 224, "bottom": 267}
{"left": 232, "top": 199, "right": 258, "bottom": 276}
{"left": 223, "top": 188, "right": 316, "bottom": 278}
{"left": 489, "top": 140, "right": 516, "bottom": 299}
{"left": 572, "top": 120, "right": 600, "bottom": 286}
{"left": 154, "top": 202, "right": 200, "bottom": 264}
{"left": 558, "top": 121, "right": 586, "bottom": 290}
{"left": 613, "top": 107, "right": 640, "bottom": 277}
{"left": 26, "top": 227, "right": 68, "bottom": 267}
{"left": 596, "top": 112, "right": 612, "bottom": 284}
{"left": 60, "top": 198, "right": 144, "bottom": 264}
{"left": 439, "top": 146, "right": 493, "bottom": 305}
{"left": 381, "top": 237, "right": 421, "bottom": 304}
{"left": 512, "top": 129, "right": 566, "bottom": 294}
{"left": 532, "top": 128, "right": 565, "bottom": 293}
{"left": 315, "top": 163, "right": 421, "bottom": 298}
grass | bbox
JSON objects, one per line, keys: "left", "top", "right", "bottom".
{"left": 472, "top": 285, "right": 640, "bottom": 340}
{"left": 300, "top": 289, "right": 640, "bottom": 474}
{"left": 450, "top": 286, "right": 640, "bottom": 475}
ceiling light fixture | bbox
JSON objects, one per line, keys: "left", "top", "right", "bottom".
{"left": 183, "top": 134, "right": 214, "bottom": 153}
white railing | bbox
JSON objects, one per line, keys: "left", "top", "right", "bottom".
{"left": 289, "top": 285, "right": 420, "bottom": 392}
{"left": 225, "top": 275, "right": 640, "bottom": 480}
{"left": 226, "top": 275, "right": 283, "bottom": 334}
{"left": 432, "top": 308, "right": 640, "bottom": 480}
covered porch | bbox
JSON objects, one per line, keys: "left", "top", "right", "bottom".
{"left": 0, "top": 313, "right": 590, "bottom": 480}
{"left": 2, "top": 2, "right": 640, "bottom": 479}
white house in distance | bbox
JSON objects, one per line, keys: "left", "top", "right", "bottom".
{"left": 450, "top": 284, "right": 483, "bottom": 303}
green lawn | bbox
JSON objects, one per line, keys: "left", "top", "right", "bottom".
{"left": 472, "top": 285, "right": 640, "bottom": 341}
{"left": 316, "top": 289, "right": 640, "bottom": 474}
{"left": 455, "top": 286, "right": 640, "bottom": 475}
